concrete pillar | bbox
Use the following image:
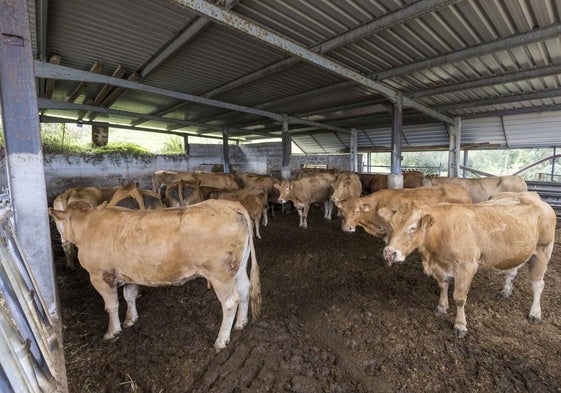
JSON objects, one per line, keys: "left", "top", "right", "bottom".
{"left": 350, "top": 128, "right": 358, "bottom": 172}
{"left": 447, "top": 117, "right": 461, "bottom": 177}
{"left": 390, "top": 95, "right": 403, "bottom": 189}
{"left": 281, "top": 114, "right": 291, "bottom": 180}
{"left": 222, "top": 126, "right": 230, "bottom": 173}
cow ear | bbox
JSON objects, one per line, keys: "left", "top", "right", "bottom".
{"left": 421, "top": 214, "right": 434, "bottom": 228}
{"left": 48, "top": 208, "right": 65, "bottom": 220}
{"left": 273, "top": 183, "right": 280, "bottom": 189}
{"left": 378, "top": 207, "right": 394, "bottom": 222}
{"left": 361, "top": 203, "right": 371, "bottom": 212}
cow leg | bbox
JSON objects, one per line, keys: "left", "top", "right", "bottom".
{"left": 62, "top": 241, "right": 77, "bottom": 270}
{"left": 297, "top": 208, "right": 305, "bottom": 227}
{"left": 302, "top": 204, "right": 311, "bottom": 228}
{"left": 234, "top": 270, "right": 251, "bottom": 331}
{"left": 527, "top": 244, "right": 553, "bottom": 323}
{"left": 434, "top": 279, "right": 449, "bottom": 317}
{"left": 123, "top": 284, "right": 140, "bottom": 328}
{"left": 89, "top": 274, "right": 122, "bottom": 340}
{"left": 452, "top": 261, "right": 478, "bottom": 338}
{"left": 498, "top": 267, "right": 519, "bottom": 299}
{"left": 210, "top": 280, "right": 239, "bottom": 350}
{"left": 254, "top": 218, "right": 261, "bottom": 239}
{"left": 323, "top": 199, "right": 334, "bottom": 220}
{"left": 262, "top": 206, "right": 268, "bottom": 226}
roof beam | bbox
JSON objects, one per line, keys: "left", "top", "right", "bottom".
{"left": 35, "top": 62, "right": 355, "bottom": 134}
{"left": 144, "top": 0, "right": 458, "bottom": 124}
{"left": 440, "top": 88, "right": 561, "bottom": 111}
{"left": 38, "top": 116, "right": 233, "bottom": 141}
{"left": 375, "top": 22, "right": 561, "bottom": 80}
{"left": 410, "top": 64, "right": 561, "bottom": 98}
{"left": 67, "top": 62, "right": 104, "bottom": 103}
{"left": 37, "top": 98, "right": 270, "bottom": 136}
{"left": 176, "top": 0, "right": 453, "bottom": 125}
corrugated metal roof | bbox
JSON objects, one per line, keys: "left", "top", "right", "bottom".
{"left": 23, "top": 0, "right": 561, "bottom": 154}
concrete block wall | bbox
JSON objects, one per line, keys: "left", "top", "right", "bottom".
{"left": 0, "top": 142, "right": 360, "bottom": 203}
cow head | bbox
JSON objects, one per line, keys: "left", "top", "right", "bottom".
{"left": 274, "top": 181, "right": 291, "bottom": 204}
{"left": 49, "top": 201, "right": 95, "bottom": 245}
{"left": 338, "top": 197, "right": 367, "bottom": 232}
{"left": 383, "top": 202, "right": 434, "bottom": 266}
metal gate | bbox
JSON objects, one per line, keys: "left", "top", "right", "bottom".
{"left": 0, "top": 205, "right": 60, "bottom": 392}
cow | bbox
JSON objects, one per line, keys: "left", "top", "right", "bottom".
{"left": 359, "top": 170, "right": 425, "bottom": 194}
{"left": 237, "top": 173, "right": 282, "bottom": 216}
{"left": 274, "top": 175, "right": 333, "bottom": 228}
{"left": 152, "top": 170, "right": 195, "bottom": 200}
{"left": 52, "top": 185, "right": 121, "bottom": 269}
{"left": 382, "top": 192, "right": 555, "bottom": 338}
{"left": 423, "top": 175, "right": 527, "bottom": 203}
{"left": 193, "top": 171, "right": 240, "bottom": 190}
{"left": 108, "top": 182, "right": 163, "bottom": 210}
{"left": 218, "top": 187, "right": 269, "bottom": 239}
{"left": 165, "top": 179, "right": 203, "bottom": 207}
{"left": 49, "top": 199, "right": 261, "bottom": 350}
{"left": 331, "top": 172, "right": 362, "bottom": 203}
{"left": 337, "top": 184, "right": 472, "bottom": 242}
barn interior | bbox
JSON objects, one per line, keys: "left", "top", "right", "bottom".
{"left": 2, "top": 0, "right": 561, "bottom": 391}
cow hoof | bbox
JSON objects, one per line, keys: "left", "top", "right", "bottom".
{"left": 454, "top": 328, "right": 468, "bottom": 338}
{"left": 214, "top": 340, "right": 229, "bottom": 351}
{"left": 103, "top": 330, "right": 121, "bottom": 340}
{"left": 434, "top": 308, "right": 447, "bottom": 317}
{"left": 123, "top": 318, "right": 138, "bottom": 328}
{"left": 496, "top": 290, "right": 511, "bottom": 299}
{"left": 528, "top": 315, "right": 542, "bottom": 324}
{"left": 234, "top": 319, "right": 248, "bottom": 330}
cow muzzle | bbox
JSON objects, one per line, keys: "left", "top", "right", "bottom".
{"left": 341, "top": 223, "right": 355, "bottom": 232}
{"left": 383, "top": 246, "right": 404, "bottom": 266}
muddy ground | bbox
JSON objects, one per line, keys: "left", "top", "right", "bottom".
{"left": 54, "top": 205, "right": 561, "bottom": 393}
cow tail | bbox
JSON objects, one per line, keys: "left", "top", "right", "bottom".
{"left": 233, "top": 203, "right": 261, "bottom": 320}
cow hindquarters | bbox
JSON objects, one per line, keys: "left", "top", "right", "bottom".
{"left": 89, "top": 274, "right": 122, "bottom": 340}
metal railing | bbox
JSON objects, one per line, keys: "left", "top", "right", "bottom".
{"left": 0, "top": 206, "right": 59, "bottom": 392}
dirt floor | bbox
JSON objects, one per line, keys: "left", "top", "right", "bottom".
{"left": 53, "top": 205, "right": 561, "bottom": 393}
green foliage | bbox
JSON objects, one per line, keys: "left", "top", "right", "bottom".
{"left": 159, "top": 136, "right": 184, "bottom": 154}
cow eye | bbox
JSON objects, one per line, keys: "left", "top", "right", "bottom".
{"left": 407, "top": 224, "right": 417, "bottom": 234}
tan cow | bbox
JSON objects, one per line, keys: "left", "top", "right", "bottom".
{"left": 49, "top": 199, "right": 261, "bottom": 350}
{"left": 108, "top": 182, "right": 163, "bottom": 210}
{"left": 218, "top": 187, "right": 269, "bottom": 239}
{"left": 331, "top": 172, "right": 362, "bottom": 203}
{"left": 382, "top": 193, "right": 555, "bottom": 338}
{"left": 423, "top": 175, "right": 527, "bottom": 203}
{"left": 338, "top": 184, "right": 472, "bottom": 242}
{"left": 165, "top": 179, "right": 203, "bottom": 207}
{"left": 274, "top": 175, "right": 334, "bottom": 228}
{"left": 52, "top": 185, "right": 121, "bottom": 269}
{"left": 193, "top": 172, "right": 240, "bottom": 190}
{"left": 237, "top": 173, "right": 281, "bottom": 216}
{"left": 360, "top": 170, "right": 425, "bottom": 194}
{"left": 152, "top": 170, "right": 195, "bottom": 200}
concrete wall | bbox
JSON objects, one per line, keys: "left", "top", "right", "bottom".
{"left": 0, "top": 142, "right": 360, "bottom": 203}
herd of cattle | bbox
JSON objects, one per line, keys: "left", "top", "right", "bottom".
{"left": 48, "top": 168, "right": 556, "bottom": 348}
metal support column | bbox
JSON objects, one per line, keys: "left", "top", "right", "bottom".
{"left": 222, "top": 126, "right": 230, "bottom": 173}
{"left": 462, "top": 149, "right": 469, "bottom": 178}
{"left": 447, "top": 117, "right": 462, "bottom": 177}
{"left": 183, "top": 135, "right": 189, "bottom": 156}
{"left": 389, "top": 95, "right": 403, "bottom": 189}
{"left": 281, "top": 114, "right": 291, "bottom": 180}
{"left": 0, "top": 0, "right": 67, "bottom": 389}
{"left": 350, "top": 128, "right": 358, "bottom": 172}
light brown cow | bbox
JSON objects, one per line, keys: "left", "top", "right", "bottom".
{"left": 152, "top": 170, "right": 195, "bottom": 200}
{"left": 52, "top": 185, "right": 121, "bottom": 269}
{"left": 331, "top": 172, "right": 362, "bottom": 203}
{"left": 237, "top": 173, "right": 281, "bottom": 216}
{"left": 359, "top": 170, "right": 425, "bottom": 194}
{"left": 423, "top": 175, "right": 527, "bottom": 203}
{"left": 274, "top": 175, "right": 334, "bottom": 228}
{"left": 337, "top": 184, "right": 472, "bottom": 242}
{"left": 382, "top": 192, "right": 555, "bottom": 338}
{"left": 108, "top": 182, "right": 163, "bottom": 210}
{"left": 165, "top": 179, "right": 203, "bottom": 207}
{"left": 193, "top": 171, "right": 240, "bottom": 190}
{"left": 49, "top": 199, "right": 261, "bottom": 350}
{"left": 218, "top": 187, "right": 269, "bottom": 239}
